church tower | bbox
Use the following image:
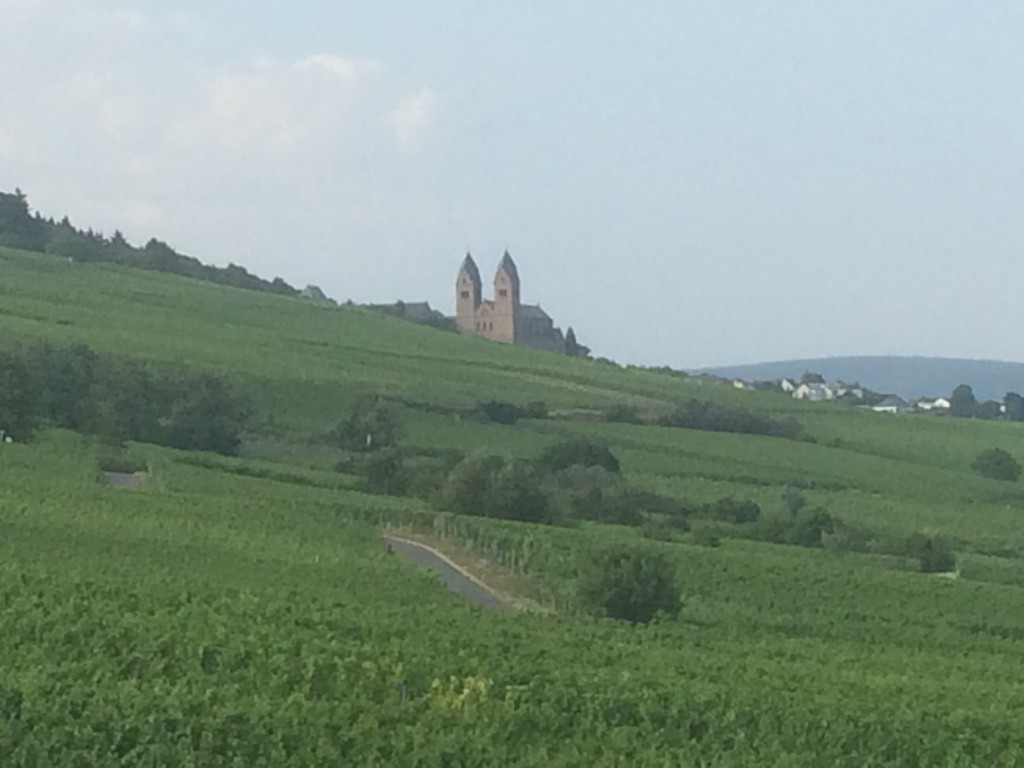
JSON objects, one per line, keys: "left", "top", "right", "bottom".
{"left": 491, "top": 250, "right": 520, "bottom": 343}
{"left": 455, "top": 253, "right": 482, "bottom": 333}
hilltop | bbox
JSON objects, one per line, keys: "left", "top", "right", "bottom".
{"left": 701, "top": 355, "right": 1024, "bottom": 401}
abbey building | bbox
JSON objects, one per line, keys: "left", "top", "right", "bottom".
{"left": 455, "top": 252, "right": 572, "bottom": 354}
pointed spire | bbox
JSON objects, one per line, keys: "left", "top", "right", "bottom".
{"left": 496, "top": 249, "right": 520, "bottom": 289}
{"left": 459, "top": 252, "right": 481, "bottom": 287}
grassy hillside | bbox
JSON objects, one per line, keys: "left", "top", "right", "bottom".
{"left": 6, "top": 245, "right": 1024, "bottom": 764}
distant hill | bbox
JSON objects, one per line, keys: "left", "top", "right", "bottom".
{"left": 699, "top": 356, "right": 1024, "bottom": 401}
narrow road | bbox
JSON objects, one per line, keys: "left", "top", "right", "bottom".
{"left": 386, "top": 536, "right": 507, "bottom": 611}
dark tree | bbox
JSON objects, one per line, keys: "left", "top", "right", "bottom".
{"left": 800, "top": 371, "right": 826, "bottom": 385}
{"left": 975, "top": 400, "right": 1003, "bottom": 420}
{"left": 333, "top": 396, "right": 400, "bottom": 452}
{"left": 1005, "top": 392, "right": 1024, "bottom": 422}
{"left": 577, "top": 545, "right": 681, "bottom": 624}
{"left": 972, "top": 448, "right": 1022, "bottom": 482}
{"left": 166, "top": 374, "right": 249, "bottom": 455}
{"left": 0, "top": 349, "right": 35, "bottom": 440}
{"left": 950, "top": 384, "right": 977, "bottom": 418}
{"left": 906, "top": 532, "right": 957, "bottom": 573}
{"left": 477, "top": 400, "right": 522, "bottom": 425}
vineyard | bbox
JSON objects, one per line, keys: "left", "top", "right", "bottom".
{"left": 5, "top": 246, "right": 1024, "bottom": 763}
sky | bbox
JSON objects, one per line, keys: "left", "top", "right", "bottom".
{"left": 2, "top": 1, "right": 1023, "bottom": 368}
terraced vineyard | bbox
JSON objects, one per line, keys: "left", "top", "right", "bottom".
{"left": 4, "top": 245, "right": 1024, "bottom": 764}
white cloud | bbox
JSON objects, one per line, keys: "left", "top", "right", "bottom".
{"left": 0, "top": 0, "right": 451, "bottom": 297}
{"left": 297, "top": 54, "right": 380, "bottom": 83}
{"left": 389, "top": 87, "right": 440, "bottom": 153}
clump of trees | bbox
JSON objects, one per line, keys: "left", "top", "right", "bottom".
{"left": 0, "top": 342, "right": 248, "bottom": 454}
{"left": 442, "top": 455, "right": 553, "bottom": 524}
{"left": 537, "top": 437, "right": 620, "bottom": 474}
{"left": 576, "top": 545, "right": 681, "bottom": 623}
{"left": 658, "top": 398, "right": 804, "bottom": 440}
{"left": 972, "top": 448, "right": 1022, "bottom": 482}
{"left": 0, "top": 189, "right": 299, "bottom": 297}
{"left": 949, "top": 384, "right": 1024, "bottom": 423}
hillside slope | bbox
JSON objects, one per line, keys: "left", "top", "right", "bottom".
{"left": 8, "top": 244, "right": 1024, "bottom": 763}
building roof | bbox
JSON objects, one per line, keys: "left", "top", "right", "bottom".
{"left": 459, "top": 253, "right": 481, "bottom": 286}
{"left": 520, "top": 304, "right": 551, "bottom": 321}
{"left": 496, "top": 250, "right": 520, "bottom": 288}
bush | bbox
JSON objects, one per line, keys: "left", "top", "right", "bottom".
{"left": 906, "top": 532, "right": 957, "bottom": 573}
{"left": 658, "top": 398, "right": 804, "bottom": 440}
{"left": 441, "top": 455, "right": 552, "bottom": 524}
{"left": 364, "top": 449, "right": 407, "bottom": 495}
{"left": 577, "top": 545, "right": 681, "bottom": 624}
{"left": 333, "top": 396, "right": 400, "bottom": 452}
{"left": 537, "top": 438, "right": 620, "bottom": 474}
{"left": 972, "top": 448, "right": 1022, "bottom": 482}
{"left": 550, "top": 465, "right": 642, "bottom": 526}
{"left": 707, "top": 497, "right": 760, "bottom": 524}
{"left": 477, "top": 400, "right": 523, "bottom": 425}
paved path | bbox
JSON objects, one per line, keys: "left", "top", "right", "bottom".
{"left": 386, "top": 536, "right": 507, "bottom": 611}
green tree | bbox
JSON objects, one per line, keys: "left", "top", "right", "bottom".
{"left": 906, "top": 532, "right": 957, "bottom": 573}
{"left": 364, "top": 448, "right": 407, "bottom": 495}
{"left": 1004, "top": 392, "right": 1024, "bottom": 422}
{"left": 441, "top": 455, "right": 506, "bottom": 516}
{"left": 165, "top": 374, "right": 248, "bottom": 455}
{"left": 333, "top": 396, "right": 400, "bottom": 452}
{"left": 950, "top": 384, "right": 976, "bottom": 417}
{"left": 577, "top": 545, "right": 681, "bottom": 623}
{"left": 972, "top": 448, "right": 1022, "bottom": 481}
{"left": 0, "top": 349, "right": 35, "bottom": 440}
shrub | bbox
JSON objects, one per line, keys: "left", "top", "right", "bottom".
{"left": 822, "top": 522, "right": 872, "bottom": 554}
{"left": 364, "top": 449, "right": 407, "bottom": 495}
{"left": 707, "top": 497, "right": 760, "bottom": 524}
{"left": 522, "top": 401, "right": 548, "bottom": 419}
{"left": 441, "top": 455, "right": 552, "bottom": 524}
{"left": 972, "top": 448, "right": 1022, "bottom": 482}
{"left": 550, "top": 465, "right": 642, "bottom": 526}
{"left": 577, "top": 545, "right": 681, "bottom": 624}
{"left": 537, "top": 438, "right": 620, "bottom": 474}
{"left": 906, "top": 532, "right": 957, "bottom": 573}
{"left": 478, "top": 400, "right": 528, "bottom": 424}
{"left": 333, "top": 396, "right": 400, "bottom": 452}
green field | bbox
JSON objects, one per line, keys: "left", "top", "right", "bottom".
{"left": 4, "top": 245, "right": 1024, "bottom": 764}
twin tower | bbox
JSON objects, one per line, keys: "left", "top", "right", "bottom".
{"left": 455, "top": 251, "right": 521, "bottom": 343}
{"left": 454, "top": 251, "right": 569, "bottom": 353}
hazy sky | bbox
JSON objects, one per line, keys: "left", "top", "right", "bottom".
{"left": 2, "top": 1, "right": 1022, "bottom": 368}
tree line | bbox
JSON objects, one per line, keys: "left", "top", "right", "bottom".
{"left": 0, "top": 189, "right": 300, "bottom": 297}
{"left": 950, "top": 384, "right": 1024, "bottom": 421}
{"left": 0, "top": 342, "right": 248, "bottom": 454}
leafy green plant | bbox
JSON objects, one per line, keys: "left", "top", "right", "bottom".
{"left": 576, "top": 545, "right": 681, "bottom": 623}
{"left": 972, "top": 448, "right": 1022, "bottom": 481}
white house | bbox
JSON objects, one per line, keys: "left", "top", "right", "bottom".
{"left": 872, "top": 396, "right": 913, "bottom": 414}
{"left": 779, "top": 378, "right": 797, "bottom": 393}
{"left": 793, "top": 383, "right": 835, "bottom": 401}
{"left": 916, "top": 397, "right": 951, "bottom": 411}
